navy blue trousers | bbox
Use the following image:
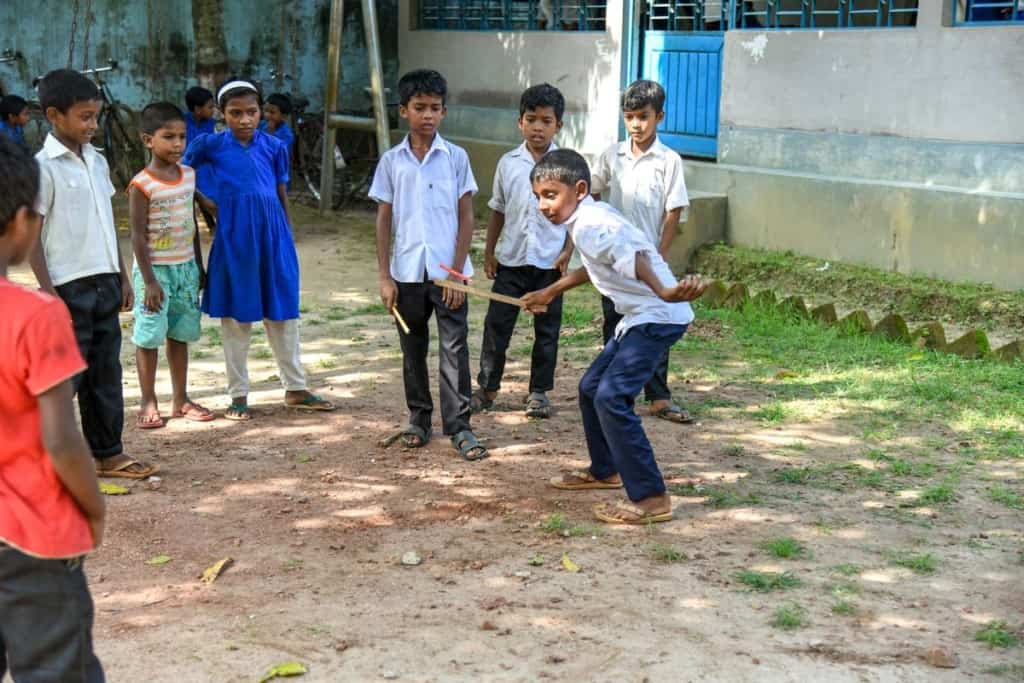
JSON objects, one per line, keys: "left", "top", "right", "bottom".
{"left": 579, "top": 323, "right": 687, "bottom": 502}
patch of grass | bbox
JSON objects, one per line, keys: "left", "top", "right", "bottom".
{"left": 651, "top": 544, "right": 687, "bottom": 564}
{"left": 774, "top": 467, "right": 814, "bottom": 485}
{"left": 830, "top": 563, "right": 861, "bottom": 576}
{"left": 989, "top": 485, "right": 1024, "bottom": 510}
{"left": 722, "top": 443, "right": 746, "bottom": 457}
{"left": 253, "top": 346, "right": 273, "bottom": 360}
{"left": 771, "top": 603, "right": 807, "bottom": 630}
{"left": 916, "top": 482, "right": 957, "bottom": 506}
{"left": 983, "top": 664, "right": 1024, "bottom": 678}
{"left": 317, "top": 356, "right": 338, "bottom": 369}
{"left": 975, "top": 621, "right": 1020, "bottom": 649}
{"left": 324, "top": 306, "right": 347, "bottom": 321}
{"left": 889, "top": 551, "right": 938, "bottom": 574}
{"left": 762, "top": 537, "right": 809, "bottom": 559}
{"left": 828, "top": 581, "right": 860, "bottom": 598}
{"left": 735, "top": 569, "right": 801, "bottom": 592}
{"left": 703, "top": 487, "right": 763, "bottom": 509}
{"left": 783, "top": 441, "right": 809, "bottom": 452}
{"left": 831, "top": 600, "right": 856, "bottom": 616}
{"left": 752, "top": 401, "right": 789, "bottom": 425}
{"left": 540, "top": 513, "right": 568, "bottom": 534}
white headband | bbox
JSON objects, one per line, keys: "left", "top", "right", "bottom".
{"left": 217, "top": 80, "right": 258, "bottom": 102}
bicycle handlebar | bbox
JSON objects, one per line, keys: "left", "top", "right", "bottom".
{"left": 32, "top": 59, "right": 117, "bottom": 88}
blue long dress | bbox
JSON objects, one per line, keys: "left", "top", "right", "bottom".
{"left": 183, "top": 130, "right": 300, "bottom": 323}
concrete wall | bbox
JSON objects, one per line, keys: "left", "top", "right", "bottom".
{"left": 701, "top": 0, "right": 1024, "bottom": 290}
{"left": 0, "top": 0, "right": 399, "bottom": 113}
{"left": 396, "top": 0, "right": 626, "bottom": 191}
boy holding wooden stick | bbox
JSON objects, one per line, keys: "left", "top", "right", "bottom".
{"left": 369, "top": 69, "right": 488, "bottom": 461}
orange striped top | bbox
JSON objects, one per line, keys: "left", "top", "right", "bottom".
{"left": 129, "top": 165, "right": 197, "bottom": 265}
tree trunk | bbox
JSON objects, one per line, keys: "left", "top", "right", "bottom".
{"left": 192, "top": 0, "right": 229, "bottom": 89}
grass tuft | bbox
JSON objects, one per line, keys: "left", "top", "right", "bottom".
{"left": 650, "top": 544, "right": 687, "bottom": 564}
{"left": 735, "top": 569, "right": 801, "bottom": 592}
{"left": 772, "top": 603, "right": 807, "bottom": 630}
{"left": 761, "top": 537, "right": 809, "bottom": 559}
{"left": 975, "top": 621, "right": 1020, "bottom": 649}
{"left": 889, "top": 551, "right": 938, "bottom": 574}
{"left": 831, "top": 600, "right": 856, "bottom": 616}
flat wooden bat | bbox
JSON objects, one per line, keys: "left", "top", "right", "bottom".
{"left": 432, "top": 278, "right": 547, "bottom": 312}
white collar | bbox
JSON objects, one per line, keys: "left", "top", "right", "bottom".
{"left": 617, "top": 137, "right": 666, "bottom": 161}
{"left": 401, "top": 133, "right": 450, "bottom": 159}
{"left": 511, "top": 140, "right": 558, "bottom": 160}
{"left": 43, "top": 133, "right": 97, "bottom": 161}
{"left": 565, "top": 194, "right": 595, "bottom": 227}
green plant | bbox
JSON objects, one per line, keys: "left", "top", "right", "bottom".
{"left": 735, "top": 570, "right": 801, "bottom": 592}
{"left": 889, "top": 551, "right": 938, "bottom": 574}
{"left": 772, "top": 603, "right": 806, "bottom": 630}
{"left": 774, "top": 467, "right": 814, "bottom": 485}
{"left": 722, "top": 443, "right": 746, "bottom": 457}
{"left": 975, "top": 621, "right": 1020, "bottom": 649}
{"left": 651, "top": 544, "right": 687, "bottom": 563}
{"left": 989, "top": 485, "right": 1024, "bottom": 510}
{"left": 830, "top": 563, "right": 861, "bottom": 577}
{"left": 831, "top": 600, "right": 855, "bottom": 616}
{"left": 540, "top": 513, "right": 568, "bottom": 533}
{"left": 917, "top": 482, "right": 957, "bottom": 505}
{"left": 752, "top": 402, "right": 789, "bottom": 425}
{"left": 762, "top": 537, "right": 809, "bottom": 559}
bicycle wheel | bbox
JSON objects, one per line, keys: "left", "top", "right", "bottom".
{"left": 103, "top": 104, "right": 144, "bottom": 188}
{"left": 295, "top": 114, "right": 325, "bottom": 202}
{"left": 333, "top": 129, "right": 377, "bottom": 212}
{"left": 302, "top": 123, "right": 351, "bottom": 211}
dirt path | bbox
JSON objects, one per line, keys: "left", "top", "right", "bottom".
{"left": 7, "top": 206, "right": 1021, "bottom": 682}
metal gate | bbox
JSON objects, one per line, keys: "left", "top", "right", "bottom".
{"left": 641, "top": 1, "right": 730, "bottom": 158}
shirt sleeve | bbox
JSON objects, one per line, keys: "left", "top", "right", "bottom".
{"left": 589, "top": 147, "right": 613, "bottom": 196}
{"left": 575, "top": 224, "right": 643, "bottom": 281}
{"left": 183, "top": 133, "right": 209, "bottom": 171}
{"left": 273, "top": 138, "right": 290, "bottom": 185}
{"left": 368, "top": 151, "right": 394, "bottom": 204}
{"left": 663, "top": 154, "right": 690, "bottom": 212}
{"left": 19, "top": 297, "right": 86, "bottom": 396}
{"left": 35, "top": 163, "right": 54, "bottom": 217}
{"left": 455, "top": 147, "right": 478, "bottom": 198}
{"left": 96, "top": 156, "right": 116, "bottom": 198}
{"left": 487, "top": 157, "right": 506, "bottom": 213}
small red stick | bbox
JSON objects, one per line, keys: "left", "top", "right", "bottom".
{"left": 441, "top": 264, "right": 471, "bottom": 283}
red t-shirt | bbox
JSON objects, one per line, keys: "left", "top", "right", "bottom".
{"left": 0, "top": 278, "right": 92, "bottom": 558}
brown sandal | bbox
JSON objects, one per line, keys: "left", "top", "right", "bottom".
{"left": 549, "top": 470, "right": 622, "bottom": 491}
{"left": 97, "top": 458, "right": 160, "bottom": 480}
{"left": 593, "top": 500, "right": 673, "bottom": 525}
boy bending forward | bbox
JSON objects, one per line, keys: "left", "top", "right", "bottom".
{"left": 522, "top": 150, "right": 706, "bottom": 524}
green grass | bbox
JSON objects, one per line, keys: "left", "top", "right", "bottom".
{"left": 751, "top": 401, "right": 790, "bottom": 425}
{"left": 831, "top": 600, "right": 856, "bottom": 616}
{"left": 774, "top": 467, "right": 814, "bottom": 485}
{"left": 889, "top": 551, "right": 938, "bottom": 574}
{"left": 669, "top": 482, "right": 762, "bottom": 507}
{"left": 540, "top": 513, "right": 568, "bottom": 533}
{"left": 983, "top": 664, "right": 1024, "bottom": 678}
{"left": 916, "top": 481, "right": 958, "bottom": 506}
{"left": 830, "top": 563, "right": 861, "bottom": 577}
{"left": 722, "top": 443, "right": 746, "bottom": 457}
{"left": 735, "top": 570, "right": 801, "bottom": 592}
{"left": 650, "top": 544, "right": 687, "bottom": 564}
{"left": 975, "top": 621, "right": 1020, "bottom": 649}
{"left": 989, "top": 485, "right": 1024, "bottom": 510}
{"left": 772, "top": 603, "right": 807, "bottom": 630}
{"left": 761, "top": 537, "right": 809, "bottom": 559}
{"left": 253, "top": 346, "right": 274, "bottom": 360}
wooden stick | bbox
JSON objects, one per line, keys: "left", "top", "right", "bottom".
{"left": 391, "top": 306, "right": 411, "bottom": 334}
{"left": 432, "top": 278, "right": 527, "bottom": 308}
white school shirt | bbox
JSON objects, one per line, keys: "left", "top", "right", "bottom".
{"left": 35, "top": 134, "right": 120, "bottom": 286}
{"left": 368, "top": 134, "right": 478, "bottom": 283}
{"left": 568, "top": 197, "right": 693, "bottom": 340}
{"left": 589, "top": 137, "right": 689, "bottom": 248}
{"left": 489, "top": 141, "right": 566, "bottom": 269}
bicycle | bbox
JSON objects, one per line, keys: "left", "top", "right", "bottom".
{"left": 33, "top": 59, "right": 144, "bottom": 187}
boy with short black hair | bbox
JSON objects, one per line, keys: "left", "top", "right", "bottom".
{"left": 30, "top": 68, "right": 158, "bottom": 479}
{"left": 0, "top": 134, "right": 106, "bottom": 682}
{"left": 522, "top": 149, "right": 706, "bottom": 525}
{"left": 369, "top": 69, "right": 488, "bottom": 460}
{"left": 184, "top": 85, "right": 218, "bottom": 234}
{"left": 473, "top": 83, "right": 571, "bottom": 419}
{"left": 129, "top": 102, "right": 213, "bottom": 430}
{"left": 591, "top": 79, "right": 692, "bottom": 424}
{"left": 0, "top": 94, "right": 29, "bottom": 149}
{"left": 260, "top": 93, "right": 295, "bottom": 189}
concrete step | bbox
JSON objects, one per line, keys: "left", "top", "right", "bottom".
{"left": 666, "top": 190, "right": 728, "bottom": 274}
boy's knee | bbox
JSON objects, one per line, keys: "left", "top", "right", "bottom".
{"left": 593, "top": 381, "right": 627, "bottom": 415}
{"left": 578, "top": 373, "right": 598, "bottom": 400}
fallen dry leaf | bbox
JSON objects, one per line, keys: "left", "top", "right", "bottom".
{"left": 259, "top": 661, "right": 307, "bottom": 682}
{"left": 99, "top": 482, "right": 130, "bottom": 495}
{"left": 561, "top": 553, "right": 580, "bottom": 573}
{"left": 145, "top": 554, "right": 172, "bottom": 566}
{"left": 200, "top": 557, "right": 233, "bottom": 584}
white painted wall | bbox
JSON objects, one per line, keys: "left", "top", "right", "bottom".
{"left": 396, "top": 0, "right": 625, "bottom": 156}
{"left": 720, "top": 0, "right": 1024, "bottom": 144}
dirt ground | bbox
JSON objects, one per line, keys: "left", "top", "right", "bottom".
{"left": 7, "top": 205, "right": 1022, "bottom": 683}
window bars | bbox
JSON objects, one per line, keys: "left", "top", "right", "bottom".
{"left": 644, "top": 0, "right": 919, "bottom": 30}
{"left": 418, "top": 0, "right": 608, "bottom": 31}
{"left": 954, "top": 0, "right": 1024, "bottom": 23}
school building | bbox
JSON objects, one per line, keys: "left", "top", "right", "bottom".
{"left": 399, "top": 0, "right": 1024, "bottom": 290}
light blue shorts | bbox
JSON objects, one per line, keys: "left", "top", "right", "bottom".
{"left": 132, "top": 261, "right": 202, "bottom": 349}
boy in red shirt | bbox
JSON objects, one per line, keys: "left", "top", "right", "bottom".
{"left": 0, "top": 136, "right": 106, "bottom": 681}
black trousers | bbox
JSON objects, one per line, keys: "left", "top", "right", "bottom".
{"left": 395, "top": 279, "right": 472, "bottom": 436}
{"left": 477, "top": 264, "right": 563, "bottom": 394}
{"left": 56, "top": 273, "right": 124, "bottom": 461}
{"left": 601, "top": 295, "right": 672, "bottom": 403}
{"left": 0, "top": 545, "right": 105, "bottom": 682}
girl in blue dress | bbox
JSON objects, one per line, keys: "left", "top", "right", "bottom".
{"left": 184, "top": 80, "right": 334, "bottom": 420}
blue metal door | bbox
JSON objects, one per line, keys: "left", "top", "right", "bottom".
{"left": 641, "top": 2, "right": 728, "bottom": 158}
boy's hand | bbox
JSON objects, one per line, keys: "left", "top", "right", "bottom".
{"left": 521, "top": 288, "right": 553, "bottom": 315}
{"left": 442, "top": 274, "right": 466, "bottom": 309}
{"left": 144, "top": 280, "right": 165, "bottom": 313}
{"left": 379, "top": 276, "right": 398, "bottom": 311}
{"left": 659, "top": 275, "right": 708, "bottom": 303}
{"left": 484, "top": 250, "right": 498, "bottom": 280}
{"left": 88, "top": 514, "right": 105, "bottom": 548}
{"left": 199, "top": 196, "right": 218, "bottom": 219}
{"left": 120, "top": 275, "right": 135, "bottom": 311}
{"left": 554, "top": 250, "right": 571, "bottom": 276}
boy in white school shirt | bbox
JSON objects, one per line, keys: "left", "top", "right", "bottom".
{"left": 472, "top": 83, "right": 572, "bottom": 420}
{"left": 590, "top": 79, "right": 693, "bottom": 425}
{"left": 521, "top": 149, "right": 706, "bottom": 524}
{"left": 29, "top": 69, "right": 158, "bottom": 480}
{"left": 369, "top": 69, "right": 488, "bottom": 461}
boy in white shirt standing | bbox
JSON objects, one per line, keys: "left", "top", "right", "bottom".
{"left": 369, "top": 69, "right": 488, "bottom": 461}
{"left": 29, "top": 69, "right": 158, "bottom": 480}
{"left": 473, "top": 84, "right": 572, "bottom": 419}
{"left": 522, "top": 150, "right": 706, "bottom": 525}
{"left": 591, "top": 79, "right": 693, "bottom": 424}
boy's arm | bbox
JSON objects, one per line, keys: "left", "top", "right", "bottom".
{"left": 635, "top": 251, "right": 707, "bottom": 303}
{"left": 442, "top": 191, "right": 474, "bottom": 309}
{"left": 553, "top": 231, "right": 574, "bottom": 275}
{"left": 193, "top": 216, "right": 206, "bottom": 290}
{"left": 375, "top": 202, "right": 397, "bottom": 310}
{"left": 39, "top": 378, "right": 106, "bottom": 547}
{"left": 129, "top": 185, "right": 162, "bottom": 313}
{"left": 657, "top": 207, "right": 683, "bottom": 257}
{"left": 521, "top": 266, "right": 589, "bottom": 313}
{"left": 28, "top": 241, "right": 56, "bottom": 295}
{"left": 483, "top": 210, "right": 505, "bottom": 280}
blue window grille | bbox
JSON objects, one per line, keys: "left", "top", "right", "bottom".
{"left": 644, "top": 0, "right": 918, "bottom": 30}
{"left": 417, "top": 1, "right": 608, "bottom": 30}
{"left": 953, "top": 0, "right": 1024, "bottom": 23}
